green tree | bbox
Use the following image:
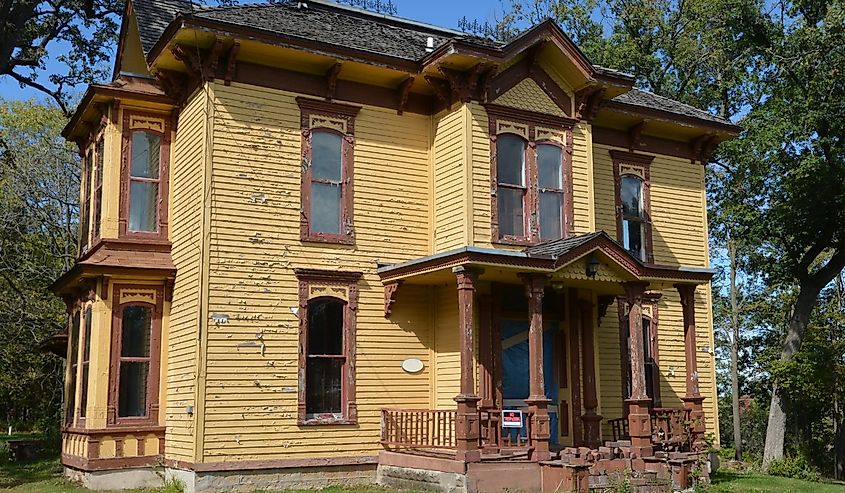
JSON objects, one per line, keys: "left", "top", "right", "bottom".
{"left": 0, "top": 98, "right": 78, "bottom": 430}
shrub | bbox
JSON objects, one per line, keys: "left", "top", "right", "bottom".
{"left": 767, "top": 455, "right": 821, "bottom": 482}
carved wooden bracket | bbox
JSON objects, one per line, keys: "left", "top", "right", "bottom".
{"left": 171, "top": 44, "right": 204, "bottom": 81}
{"left": 155, "top": 69, "right": 189, "bottom": 102}
{"left": 224, "top": 42, "right": 240, "bottom": 86}
{"left": 424, "top": 74, "right": 453, "bottom": 105}
{"left": 689, "top": 134, "right": 718, "bottom": 164}
{"left": 425, "top": 63, "right": 488, "bottom": 108}
{"left": 396, "top": 76, "right": 414, "bottom": 115}
{"left": 384, "top": 281, "right": 403, "bottom": 317}
{"left": 627, "top": 120, "right": 647, "bottom": 151}
{"left": 164, "top": 278, "right": 175, "bottom": 302}
{"left": 325, "top": 62, "right": 343, "bottom": 101}
{"left": 204, "top": 39, "right": 224, "bottom": 81}
{"left": 101, "top": 275, "right": 112, "bottom": 301}
{"left": 575, "top": 86, "right": 605, "bottom": 121}
{"left": 597, "top": 294, "right": 616, "bottom": 326}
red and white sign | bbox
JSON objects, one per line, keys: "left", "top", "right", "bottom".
{"left": 501, "top": 410, "right": 523, "bottom": 428}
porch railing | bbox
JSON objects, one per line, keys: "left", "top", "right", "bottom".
{"left": 607, "top": 407, "right": 692, "bottom": 451}
{"left": 380, "top": 408, "right": 457, "bottom": 449}
{"left": 479, "top": 408, "right": 534, "bottom": 450}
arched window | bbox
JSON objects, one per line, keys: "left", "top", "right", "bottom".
{"left": 117, "top": 304, "right": 154, "bottom": 418}
{"left": 306, "top": 298, "right": 346, "bottom": 417}
{"left": 309, "top": 130, "right": 344, "bottom": 235}
{"left": 620, "top": 175, "right": 645, "bottom": 260}
{"left": 496, "top": 133, "right": 527, "bottom": 238}
{"left": 537, "top": 142, "right": 564, "bottom": 240}
{"left": 128, "top": 130, "right": 162, "bottom": 233}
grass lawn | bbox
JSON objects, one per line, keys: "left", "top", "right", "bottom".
{"left": 703, "top": 471, "right": 845, "bottom": 493}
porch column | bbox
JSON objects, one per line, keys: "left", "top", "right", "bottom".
{"left": 579, "top": 299, "right": 603, "bottom": 448}
{"left": 520, "top": 273, "right": 551, "bottom": 461}
{"left": 453, "top": 266, "right": 481, "bottom": 463}
{"left": 623, "top": 281, "right": 653, "bottom": 458}
{"left": 676, "top": 284, "right": 707, "bottom": 451}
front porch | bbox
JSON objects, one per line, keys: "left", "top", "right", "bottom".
{"left": 376, "top": 232, "right": 712, "bottom": 492}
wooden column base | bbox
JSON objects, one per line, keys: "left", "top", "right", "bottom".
{"left": 581, "top": 413, "right": 604, "bottom": 449}
{"left": 526, "top": 395, "right": 551, "bottom": 461}
{"left": 682, "top": 395, "right": 706, "bottom": 451}
{"left": 455, "top": 394, "right": 481, "bottom": 463}
{"left": 625, "top": 397, "right": 653, "bottom": 458}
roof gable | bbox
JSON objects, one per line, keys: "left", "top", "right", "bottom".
{"left": 493, "top": 78, "right": 567, "bottom": 118}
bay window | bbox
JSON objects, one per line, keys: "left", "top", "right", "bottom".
{"left": 487, "top": 105, "right": 574, "bottom": 245}
{"left": 92, "top": 137, "right": 104, "bottom": 240}
{"left": 119, "top": 111, "right": 170, "bottom": 239}
{"left": 79, "top": 305, "right": 92, "bottom": 419}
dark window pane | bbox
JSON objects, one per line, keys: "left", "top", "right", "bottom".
{"left": 623, "top": 219, "right": 644, "bottom": 260}
{"left": 311, "top": 131, "right": 342, "bottom": 181}
{"left": 130, "top": 132, "right": 160, "bottom": 179}
{"left": 539, "top": 192, "right": 562, "bottom": 240}
{"left": 306, "top": 358, "right": 342, "bottom": 415}
{"left": 122, "top": 306, "right": 152, "bottom": 358}
{"left": 129, "top": 181, "right": 159, "bottom": 232}
{"left": 80, "top": 154, "right": 92, "bottom": 249}
{"left": 621, "top": 176, "right": 643, "bottom": 218}
{"left": 496, "top": 134, "right": 525, "bottom": 186}
{"left": 497, "top": 187, "right": 525, "bottom": 237}
{"left": 66, "top": 312, "right": 81, "bottom": 424}
{"left": 80, "top": 366, "right": 89, "bottom": 418}
{"left": 83, "top": 307, "right": 92, "bottom": 361}
{"left": 308, "top": 299, "right": 344, "bottom": 355}
{"left": 537, "top": 144, "right": 562, "bottom": 189}
{"left": 94, "top": 139, "right": 104, "bottom": 238}
{"left": 311, "top": 182, "right": 341, "bottom": 234}
{"left": 69, "top": 312, "right": 80, "bottom": 365}
{"left": 642, "top": 319, "right": 652, "bottom": 360}
{"left": 119, "top": 361, "right": 149, "bottom": 417}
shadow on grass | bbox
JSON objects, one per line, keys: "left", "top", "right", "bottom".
{"left": 705, "top": 470, "right": 845, "bottom": 493}
{"left": 0, "top": 457, "right": 64, "bottom": 489}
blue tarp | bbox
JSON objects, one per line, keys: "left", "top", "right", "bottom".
{"left": 501, "top": 320, "right": 559, "bottom": 445}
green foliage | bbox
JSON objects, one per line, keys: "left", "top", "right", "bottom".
{"left": 767, "top": 456, "right": 822, "bottom": 483}
{"left": 0, "top": 99, "right": 78, "bottom": 433}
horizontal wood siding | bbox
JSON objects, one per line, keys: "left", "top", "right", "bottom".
{"left": 165, "top": 88, "right": 207, "bottom": 461}
{"left": 571, "top": 123, "right": 593, "bottom": 233}
{"left": 469, "top": 103, "right": 491, "bottom": 246}
{"left": 433, "top": 107, "right": 466, "bottom": 252}
{"left": 434, "top": 284, "right": 460, "bottom": 409}
{"left": 201, "top": 81, "right": 432, "bottom": 462}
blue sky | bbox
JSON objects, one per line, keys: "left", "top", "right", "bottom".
{"left": 0, "top": 0, "right": 501, "bottom": 104}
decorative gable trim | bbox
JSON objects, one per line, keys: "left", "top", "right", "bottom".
{"left": 487, "top": 55, "right": 573, "bottom": 117}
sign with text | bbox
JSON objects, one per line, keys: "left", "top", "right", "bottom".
{"left": 501, "top": 409, "right": 524, "bottom": 428}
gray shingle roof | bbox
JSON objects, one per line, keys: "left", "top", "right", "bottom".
{"left": 524, "top": 231, "right": 617, "bottom": 259}
{"left": 133, "top": 0, "right": 191, "bottom": 56}
{"left": 611, "top": 87, "right": 735, "bottom": 127}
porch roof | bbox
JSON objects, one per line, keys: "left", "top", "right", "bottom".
{"left": 377, "top": 231, "right": 713, "bottom": 288}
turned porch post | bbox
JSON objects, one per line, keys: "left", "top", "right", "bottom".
{"left": 520, "top": 273, "right": 551, "bottom": 461}
{"left": 623, "top": 281, "right": 653, "bottom": 458}
{"left": 676, "top": 284, "right": 707, "bottom": 451}
{"left": 580, "top": 299, "right": 603, "bottom": 448}
{"left": 453, "top": 266, "right": 481, "bottom": 462}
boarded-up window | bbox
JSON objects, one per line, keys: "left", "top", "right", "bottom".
{"left": 306, "top": 298, "right": 345, "bottom": 416}
{"left": 128, "top": 131, "right": 161, "bottom": 233}
{"left": 496, "top": 134, "right": 527, "bottom": 237}
{"left": 621, "top": 175, "right": 645, "bottom": 260}
{"left": 537, "top": 143, "right": 564, "bottom": 240}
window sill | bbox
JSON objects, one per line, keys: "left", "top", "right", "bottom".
{"left": 298, "top": 417, "right": 357, "bottom": 426}
{"left": 492, "top": 236, "right": 539, "bottom": 247}
{"left": 300, "top": 233, "right": 355, "bottom": 246}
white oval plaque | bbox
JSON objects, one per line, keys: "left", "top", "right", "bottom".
{"left": 401, "top": 358, "right": 424, "bottom": 373}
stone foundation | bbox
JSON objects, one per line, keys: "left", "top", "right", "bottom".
{"left": 170, "top": 465, "right": 377, "bottom": 493}
{"left": 64, "top": 466, "right": 165, "bottom": 491}
{"left": 377, "top": 464, "right": 467, "bottom": 493}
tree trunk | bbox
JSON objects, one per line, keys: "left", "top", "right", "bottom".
{"left": 729, "top": 238, "right": 743, "bottom": 460}
{"left": 762, "top": 284, "right": 825, "bottom": 470}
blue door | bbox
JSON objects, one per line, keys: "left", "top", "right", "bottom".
{"left": 500, "top": 319, "right": 559, "bottom": 445}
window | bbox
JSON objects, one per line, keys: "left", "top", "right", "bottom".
{"left": 66, "top": 310, "right": 81, "bottom": 425}
{"left": 79, "top": 306, "right": 92, "bottom": 419}
{"left": 611, "top": 150, "right": 654, "bottom": 263}
{"left": 496, "top": 134, "right": 527, "bottom": 237}
{"left": 128, "top": 131, "right": 161, "bottom": 232}
{"left": 619, "top": 296, "right": 661, "bottom": 407}
{"left": 537, "top": 143, "right": 565, "bottom": 240}
{"left": 109, "top": 285, "right": 162, "bottom": 425}
{"left": 487, "top": 105, "right": 574, "bottom": 245}
{"left": 92, "top": 138, "right": 104, "bottom": 239}
{"left": 297, "top": 98, "right": 360, "bottom": 244}
{"left": 80, "top": 152, "right": 92, "bottom": 251}
{"left": 295, "top": 268, "right": 362, "bottom": 424}
{"left": 119, "top": 111, "right": 170, "bottom": 239}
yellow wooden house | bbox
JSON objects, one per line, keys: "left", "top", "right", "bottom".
{"left": 53, "top": 0, "right": 739, "bottom": 491}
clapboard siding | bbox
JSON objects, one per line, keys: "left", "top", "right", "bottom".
{"left": 433, "top": 107, "right": 466, "bottom": 252}
{"left": 165, "top": 88, "right": 207, "bottom": 461}
{"left": 433, "top": 284, "right": 460, "bottom": 409}
{"left": 469, "top": 103, "right": 492, "bottom": 246}
{"left": 200, "top": 81, "right": 433, "bottom": 461}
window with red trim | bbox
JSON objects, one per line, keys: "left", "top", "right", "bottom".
{"left": 619, "top": 297, "right": 661, "bottom": 407}
{"left": 297, "top": 98, "right": 360, "bottom": 245}
{"left": 79, "top": 305, "right": 92, "bottom": 419}
{"left": 537, "top": 142, "right": 565, "bottom": 240}
{"left": 66, "top": 310, "right": 81, "bottom": 425}
{"left": 127, "top": 131, "right": 161, "bottom": 233}
{"left": 92, "top": 137, "right": 104, "bottom": 240}
{"left": 495, "top": 133, "right": 528, "bottom": 238}
{"left": 79, "top": 152, "right": 92, "bottom": 251}
{"left": 611, "top": 150, "right": 654, "bottom": 263}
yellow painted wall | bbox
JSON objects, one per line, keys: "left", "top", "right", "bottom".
{"left": 432, "top": 284, "right": 460, "bottom": 409}
{"left": 432, "top": 106, "right": 467, "bottom": 251}
{"left": 194, "top": 81, "right": 433, "bottom": 462}
{"left": 165, "top": 86, "right": 210, "bottom": 461}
